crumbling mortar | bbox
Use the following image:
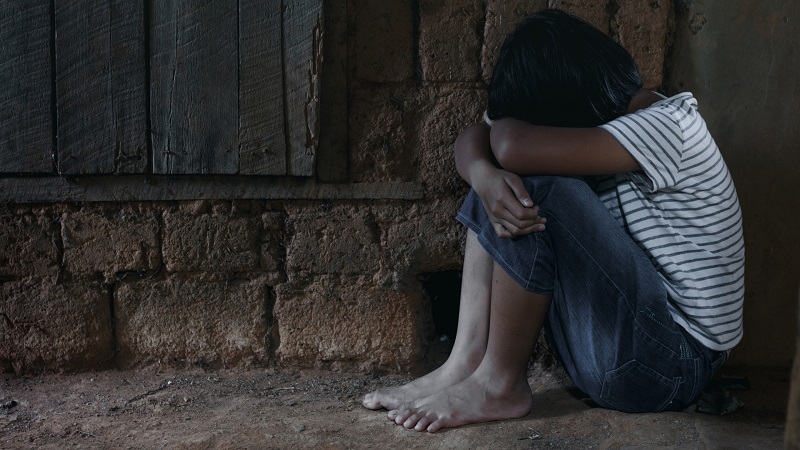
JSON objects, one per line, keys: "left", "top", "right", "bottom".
{"left": 265, "top": 286, "right": 280, "bottom": 362}
{"left": 257, "top": 218, "right": 265, "bottom": 271}
{"left": 147, "top": 204, "right": 167, "bottom": 279}
{"left": 224, "top": 272, "right": 254, "bottom": 287}
{"left": 99, "top": 281, "right": 119, "bottom": 367}
{"left": 113, "top": 266, "right": 163, "bottom": 283}
{"left": 266, "top": 210, "right": 289, "bottom": 275}
{"left": 608, "top": 0, "right": 622, "bottom": 43}
{"left": 154, "top": 208, "right": 165, "bottom": 273}
{"left": 364, "top": 208, "right": 381, "bottom": 245}
{"left": 53, "top": 211, "right": 66, "bottom": 285}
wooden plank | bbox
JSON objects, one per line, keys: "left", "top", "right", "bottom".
{"left": 0, "top": 177, "right": 423, "bottom": 203}
{"left": 284, "top": 0, "right": 323, "bottom": 176}
{"left": 55, "top": 0, "right": 147, "bottom": 174}
{"left": 0, "top": 0, "right": 53, "bottom": 173}
{"left": 239, "top": 0, "right": 286, "bottom": 175}
{"left": 151, "top": 0, "right": 238, "bottom": 174}
{"left": 316, "top": 0, "right": 349, "bottom": 182}
{"left": 109, "top": 1, "right": 148, "bottom": 173}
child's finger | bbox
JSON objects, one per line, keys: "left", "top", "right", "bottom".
{"left": 495, "top": 218, "right": 545, "bottom": 237}
{"left": 503, "top": 175, "right": 534, "bottom": 207}
{"left": 502, "top": 203, "right": 540, "bottom": 226}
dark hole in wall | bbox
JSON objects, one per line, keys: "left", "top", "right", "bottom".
{"left": 420, "top": 270, "right": 462, "bottom": 342}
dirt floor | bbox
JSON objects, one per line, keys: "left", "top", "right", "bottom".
{"left": 0, "top": 363, "right": 790, "bottom": 449}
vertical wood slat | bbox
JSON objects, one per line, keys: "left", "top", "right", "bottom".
{"left": 316, "top": 0, "right": 349, "bottom": 182}
{"left": 1, "top": 1, "right": 325, "bottom": 177}
{"left": 284, "top": 0, "right": 323, "bottom": 176}
{"left": 239, "top": 0, "right": 286, "bottom": 175}
{"left": 0, "top": 1, "right": 53, "bottom": 173}
{"left": 55, "top": 0, "right": 147, "bottom": 175}
{"left": 151, "top": 0, "right": 238, "bottom": 175}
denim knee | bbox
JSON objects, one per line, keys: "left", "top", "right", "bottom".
{"left": 456, "top": 186, "right": 556, "bottom": 294}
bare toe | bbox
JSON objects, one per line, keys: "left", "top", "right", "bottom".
{"left": 362, "top": 388, "right": 396, "bottom": 410}
{"left": 427, "top": 418, "right": 446, "bottom": 433}
{"left": 393, "top": 406, "right": 414, "bottom": 425}
{"left": 362, "top": 393, "right": 377, "bottom": 409}
{"left": 402, "top": 412, "right": 422, "bottom": 429}
{"left": 414, "top": 415, "right": 434, "bottom": 432}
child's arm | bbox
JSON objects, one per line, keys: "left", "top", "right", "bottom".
{"left": 454, "top": 122, "right": 545, "bottom": 238}
{"left": 490, "top": 118, "right": 641, "bottom": 175}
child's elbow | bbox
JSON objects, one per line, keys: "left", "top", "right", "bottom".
{"left": 490, "top": 123, "right": 518, "bottom": 169}
{"left": 492, "top": 142, "right": 513, "bottom": 169}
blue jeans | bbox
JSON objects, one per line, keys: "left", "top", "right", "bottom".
{"left": 456, "top": 176, "right": 726, "bottom": 412}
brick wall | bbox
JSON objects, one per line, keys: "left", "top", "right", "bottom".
{"left": 1, "top": 0, "right": 673, "bottom": 373}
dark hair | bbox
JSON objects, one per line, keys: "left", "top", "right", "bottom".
{"left": 487, "top": 9, "right": 643, "bottom": 127}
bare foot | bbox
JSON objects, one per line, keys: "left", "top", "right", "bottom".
{"left": 362, "top": 359, "right": 478, "bottom": 411}
{"left": 387, "top": 371, "right": 532, "bottom": 433}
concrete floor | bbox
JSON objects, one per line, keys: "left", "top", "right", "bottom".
{"left": 0, "top": 364, "right": 789, "bottom": 449}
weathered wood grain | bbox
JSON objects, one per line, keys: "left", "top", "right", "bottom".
{"left": 317, "top": 0, "right": 349, "bottom": 182}
{"left": 55, "top": 0, "right": 147, "bottom": 174}
{"left": 239, "top": 0, "right": 286, "bottom": 175}
{"left": 0, "top": 177, "right": 423, "bottom": 202}
{"left": 109, "top": 1, "right": 149, "bottom": 173}
{"left": 151, "top": 0, "right": 238, "bottom": 174}
{"left": 0, "top": 0, "right": 53, "bottom": 173}
{"left": 3, "top": 0, "right": 331, "bottom": 180}
{"left": 283, "top": 0, "right": 323, "bottom": 176}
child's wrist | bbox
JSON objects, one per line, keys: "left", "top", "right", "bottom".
{"left": 469, "top": 160, "right": 496, "bottom": 187}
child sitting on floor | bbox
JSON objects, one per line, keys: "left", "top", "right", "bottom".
{"left": 363, "top": 9, "right": 744, "bottom": 433}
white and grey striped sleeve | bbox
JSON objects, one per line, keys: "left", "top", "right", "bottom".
{"left": 600, "top": 99, "right": 691, "bottom": 192}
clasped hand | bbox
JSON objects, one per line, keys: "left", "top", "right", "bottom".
{"left": 473, "top": 166, "right": 546, "bottom": 238}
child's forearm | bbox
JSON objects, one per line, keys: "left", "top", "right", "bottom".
{"left": 489, "top": 118, "right": 640, "bottom": 176}
{"left": 454, "top": 122, "right": 495, "bottom": 187}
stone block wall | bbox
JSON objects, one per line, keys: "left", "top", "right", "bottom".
{"left": 1, "top": 0, "right": 673, "bottom": 373}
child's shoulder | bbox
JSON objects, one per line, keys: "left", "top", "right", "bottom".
{"left": 604, "top": 92, "right": 700, "bottom": 134}
{"left": 622, "top": 92, "right": 701, "bottom": 136}
{"left": 648, "top": 92, "right": 699, "bottom": 116}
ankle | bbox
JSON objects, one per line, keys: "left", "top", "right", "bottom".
{"left": 473, "top": 366, "right": 529, "bottom": 394}
{"left": 443, "top": 346, "right": 485, "bottom": 374}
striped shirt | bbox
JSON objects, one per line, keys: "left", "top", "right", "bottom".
{"left": 597, "top": 92, "right": 744, "bottom": 351}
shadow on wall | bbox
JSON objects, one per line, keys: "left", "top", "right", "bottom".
{"left": 667, "top": 0, "right": 800, "bottom": 367}
{"left": 420, "top": 270, "right": 462, "bottom": 342}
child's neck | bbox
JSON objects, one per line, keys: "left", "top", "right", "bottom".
{"left": 627, "top": 89, "right": 665, "bottom": 114}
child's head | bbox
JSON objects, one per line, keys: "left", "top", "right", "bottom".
{"left": 487, "top": 9, "right": 643, "bottom": 127}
